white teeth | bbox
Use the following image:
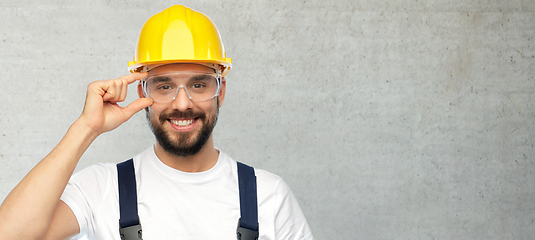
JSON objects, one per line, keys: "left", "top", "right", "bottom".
{"left": 170, "top": 119, "right": 194, "bottom": 127}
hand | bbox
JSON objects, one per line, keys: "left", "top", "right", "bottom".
{"left": 77, "top": 72, "right": 152, "bottom": 135}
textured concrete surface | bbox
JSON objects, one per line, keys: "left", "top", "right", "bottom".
{"left": 1, "top": 0, "right": 534, "bottom": 239}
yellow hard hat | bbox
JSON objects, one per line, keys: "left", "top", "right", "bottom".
{"left": 128, "top": 5, "right": 232, "bottom": 76}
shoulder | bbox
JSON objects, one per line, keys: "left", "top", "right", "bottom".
{"left": 253, "top": 168, "right": 297, "bottom": 204}
{"left": 234, "top": 161, "right": 293, "bottom": 203}
{"left": 70, "top": 162, "right": 118, "bottom": 184}
{"left": 61, "top": 162, "right": 120, "bottom": 237}
{"left": 234, "top": 161, "right": 314, "bottom": 239}
{"left": 64, "top": 162, "right": 119, "bottom": 203}
{"left": 218, "top": 150, "right": 288, "bottom": 195}
{"left": 254, "top": 168, "right": 285, "bottom": 190}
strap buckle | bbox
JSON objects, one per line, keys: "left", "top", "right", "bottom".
{"left": 120, "top": 224, "right": 143, "bottom": 240}
{"left": 236, "top": 218, "right": 259, "bottom": 240}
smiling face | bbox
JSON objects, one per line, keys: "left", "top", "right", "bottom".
{"left": 139, "top": 63, "right": 226, "bottom": 157}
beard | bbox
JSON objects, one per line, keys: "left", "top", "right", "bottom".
{"left": 147, "top": 102, "right": 219, "bottom": 157}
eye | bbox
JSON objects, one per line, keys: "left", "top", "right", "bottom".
{"left": 147, "top": 76, "right": 175, "bottom": 92}
{"left": 191, "top": 83, "right": 206, "bottom": 89}
{"left": 158, "top": 85, "right": 172, "bottom": 90}
{"left": 154, "top": 84, "right": 176, "bottom": 91}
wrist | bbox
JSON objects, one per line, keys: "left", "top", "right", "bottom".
{"left": 70, "top": 119, "right": 101, "bottom": 143}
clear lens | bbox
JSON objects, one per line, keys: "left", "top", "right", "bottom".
{"left": 143, "top": 72, "right": 220, "bottom": 103}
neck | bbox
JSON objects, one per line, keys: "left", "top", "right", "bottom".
{"left": 153, "top": 135, "right": 219, "bottom": 172}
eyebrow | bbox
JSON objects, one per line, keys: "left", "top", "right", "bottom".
{"left": 150, "top": 76, "right": 172, "bottom": 83}
{"left": 190, "top": 74, "right": 213, "bottom": 81}
{"left": 148, "top": 73, "right": 214, "bottom": 83}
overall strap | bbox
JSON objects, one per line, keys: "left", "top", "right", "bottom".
{"left": 117, "top": 159, "right": 143, "bottom": 240}
{"left": 116, "top": 159, "right": 257, "bottom": 240}
{"left": 236, "top": 162, "right": 259, "bottom": 240}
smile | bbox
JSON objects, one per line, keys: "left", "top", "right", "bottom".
{"left": 169, "top": 119, "right": 195, "bottom": 127}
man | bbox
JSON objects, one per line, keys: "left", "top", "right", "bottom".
{"left": 0, "top": 5, "right": 313, "bottom": 240}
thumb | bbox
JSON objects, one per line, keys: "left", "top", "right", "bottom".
{"left": 122, "top": 98, "right": 153, "bottom": 119}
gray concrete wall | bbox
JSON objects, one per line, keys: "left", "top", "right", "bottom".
{"left": 1, "top": 0, "right": 534, "bottom": 239}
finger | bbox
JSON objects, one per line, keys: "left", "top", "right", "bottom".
{"left": 122, "top": 98, "right": 153, "bottom": 120}
{"left": 119, "top": 72, "right": 148, "bottom": 100}
{"left": 103, "top": 78, "right": 129, "bottom": 102}
{"left": 92, "top": 72, "right": 148, "bottom": 102}
{"left": 118, "top": 72, "right": 148, "bottom": 85}
{"left": 93, "top": 72, "right": 147, "bottom": 92}
{"left": 114, "top": 79, "right": 128, "bottom": 102}
{"left": 119, "top": 78, "right": 128, "bottom": 101}
{"left": 101, "top": 81, "right": 117, "bottom": 102}
{"left": 107, "top": 78, "right": 128, "bottom": 103}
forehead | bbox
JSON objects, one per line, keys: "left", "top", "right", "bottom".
{"left": 148, "top": 63, "right": 214, "bottom": 76}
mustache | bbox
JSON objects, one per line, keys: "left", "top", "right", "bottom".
{"left": 159, "top": 110, "right": 206, "bottom": 122}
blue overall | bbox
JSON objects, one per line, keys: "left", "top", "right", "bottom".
{"left": 116, "top": 159, "right": 259, "bottom": 240}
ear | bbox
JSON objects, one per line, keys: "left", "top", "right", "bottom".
{"left": 137, "top": 83, "right": 145, "bottom": 98}
{"left": 217, "top": 77, "right": 226, "bottom": 108}
{"left": 137, "top": 83, "right": 151, "bottom": 112}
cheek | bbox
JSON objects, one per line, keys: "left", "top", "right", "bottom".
{"left": 148, "top": 103, "right": 167, "bottom": 115}
{"left": 203, "top": 102, "right": 219, "bottom": 115}
{"left": 146, "top": 106, "right": 166, "bottom": 123}
{"left": 147, "top": 107, "right": 157, "bottom": 117}
{"left": 193, "top": 99, "right": 217, "bottom": 111}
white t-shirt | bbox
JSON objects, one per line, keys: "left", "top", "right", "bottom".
{"left": 61, "top": 147, "right": 313, "bottom": 240}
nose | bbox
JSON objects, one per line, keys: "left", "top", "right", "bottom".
{"left": 170, "top": 87, "right": 194, "bottom": 112}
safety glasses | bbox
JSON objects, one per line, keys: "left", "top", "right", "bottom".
{"left": 142, "top": 72, "right": 221, "bottom": 103}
